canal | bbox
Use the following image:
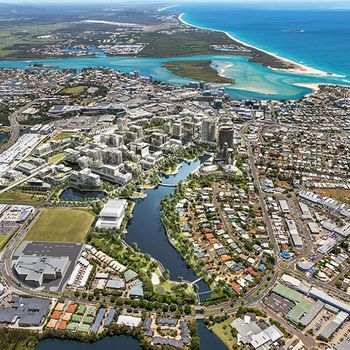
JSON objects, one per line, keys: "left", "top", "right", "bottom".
{"left": 0, "top": 132, "right": 8, "bottom": 144}
{"left": 60, "top": 187, "right": 108, "bottom": 201}
{"left": 36, "top": 321, "right": 227, "bottom": 350}
{"left": 35, "top": 159, "right": 221, "bottom": 350}
{"left": 125, "top": 158, "right": 210, "bottom": 295}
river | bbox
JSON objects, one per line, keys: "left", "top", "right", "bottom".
{"left": 0, "top": 54, "right": 347, "bottom": 101}
{"left": 125, "top": 158, "right": 211, "bottom": 297}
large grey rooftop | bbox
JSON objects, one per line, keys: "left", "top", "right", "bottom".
{"left": 14, "top": 254, "right": 70, "bottom": 287}
{"left": 0, "top": 295, "right": 51, "bottom": 327}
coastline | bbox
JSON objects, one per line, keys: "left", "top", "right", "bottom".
{"left": 292, "top": 82, "right": 321, "bottom": 96}
{"left": 178, "top": 13, "right": 331, "bottom": 77}
{"left": 293, "top": 82, "right": 321, "bottom": 93}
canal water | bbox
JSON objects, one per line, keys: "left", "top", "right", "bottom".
{"left": 35, "top": 160, "right": 222, "bottom": 350}
{"left": 36, "top": 336, "right": 141, "bottom": 350}
{"left": 0, "top": 132, "right": 8, "bottom": 144}
{"left": 125, "top": 159, "right": 210, "bottom": 295}
{"left": 36, "top": 321, "right": 227, "bottom": 350}
{"left": 60, "top": 187, "right": 108, "bottom": 201}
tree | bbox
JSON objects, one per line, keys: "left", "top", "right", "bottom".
{"left": 184, "top": 304, "right": 191, "bottom": 315}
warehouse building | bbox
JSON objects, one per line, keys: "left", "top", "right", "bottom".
{"left": 320, "top": 311, "right": 348, "bottom": 339}
{"left": 286, "top": 220, "right": 303, "bottom": 247}
{"left": 14, "top": 255, "right": 70, "bottom": 287}
{"left": 230, "top": 316, "right": 283, "bottom": 349}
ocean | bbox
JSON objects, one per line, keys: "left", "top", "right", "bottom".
{"left": 0, "top": 3, "right": 349, "bottom": 100}
{"left": 174, "top": 3, "right": 350, "bottom": 79}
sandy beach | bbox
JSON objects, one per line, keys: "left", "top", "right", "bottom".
{"left": 293, "top": 82, "right": 321, "bottom": 91}
{"left": 178, "top": 13, "right": 331, "bottom": 77}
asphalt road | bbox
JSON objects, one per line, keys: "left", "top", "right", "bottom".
{"left": 0, "top": 100, "right": 35, "bottom": 153}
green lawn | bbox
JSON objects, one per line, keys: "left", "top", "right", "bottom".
{"left": 210, "top": 317, "right": 236, "bottom": 349}
{"left": 25, "top": 208, "right": 95, "bottom": 243}
{"left": 48, "top": 152, "right": 65, "bottom": 164}
{"left": 53, "top": 132, "right": 76, "bottom": 141}
{"left": 60, "top": 85, "right": 88, "bottom": 95}
{"left": 0, "top": 233, "right": 13, "bottom": 251}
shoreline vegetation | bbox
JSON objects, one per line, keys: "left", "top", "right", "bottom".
{"left": 3, "top": 317, "right": 201, "bottom": 350}
{"left": 162, "top": 60, "right": 235, "bottom": 84}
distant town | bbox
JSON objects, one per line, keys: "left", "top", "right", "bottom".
{"left": 0, "top": 59, "right": 349, "bottom": 350}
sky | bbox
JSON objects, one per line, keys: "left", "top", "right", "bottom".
{"left": 1, "top": 0, "right": 350, "bottom": 9}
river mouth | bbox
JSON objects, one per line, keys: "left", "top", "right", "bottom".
{"left": 59, "top": 187, "right": 108, "bottom": 201}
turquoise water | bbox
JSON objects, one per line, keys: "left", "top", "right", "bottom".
{"left": 0, "top": 54, "right": 344, "bottom": 100}
{"left": 173, "top": 3, "right": 350, "bottom": 79}
{"left": 0, "top": 4, "right": 349, "bottom": 100}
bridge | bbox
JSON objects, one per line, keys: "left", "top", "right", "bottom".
{"left": 190, "top": 276, "right": 204, "bottom": 285}
{"left": 158, "top": 182, "right": 177, "bottom": 187}
{"left": 198, "top": 290, "right": 211, "bottom": 296}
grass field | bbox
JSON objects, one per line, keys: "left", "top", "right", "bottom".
{"left": 0, "top": 233, "right": 13, "bottom": 251}
{"left": 25, "top": 208, "right": 95, "bottom": 243}
{"left": 53, "top": 132, "right": 76, "bottom": 141}
{"left": 210, "top": 317, "right": 236, "bottom": 349}
{"left": 48, "top": 152, "right": 65, "bottom": 164}
{"left": 162, "top": 60, "right": 234, "bottom": 84}
{"left": 60, "top": 85, "right": 88, "bottom": 95}
{"left": 0, "top": 190, "right": 45, "bottom": 202}
{"left": 0, "top": 23, "right": 69, "bottom": 59}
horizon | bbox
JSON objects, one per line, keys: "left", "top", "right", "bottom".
{"left": 0, "top": 1, "right": 350, "bottom": 11}
{"left": 1, "top": 0, "right": 350, "bottom": 5}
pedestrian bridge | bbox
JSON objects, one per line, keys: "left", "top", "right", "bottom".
{"left": 190, "top": 276, "right": 204, "bottom": 285}
{"left": 158, "top": 182, "right": 176, "bottom": 187}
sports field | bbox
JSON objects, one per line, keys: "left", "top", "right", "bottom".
{"left": 60, "top": 85, "right": 88, "bottom": 95}
{"left": 25, "top": 208, "right": 95, "bottom": 243}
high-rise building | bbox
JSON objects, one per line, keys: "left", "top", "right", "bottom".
{"left": 201, "top": 118, "right": 217, "bottom": 143}
{"left": 182, "top": 121, "right": 196, "bottom": 141}
{"left": 102, "top": 148, "right": 123, "bottom": 165}
{"left": 130, "top": 141, "right": 150, "bottom": 158}
{"left": 151, "top": 132, "right": 168, "bottom": 146}
{"left": 116, "top": 117, "right": 128, "bottom": 131}
{"left": 172, "top": 123, "right": 182, "bottom": 139}
{"left": 218, "top": 125, "right": 234, "bottom": 156}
